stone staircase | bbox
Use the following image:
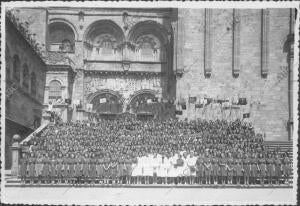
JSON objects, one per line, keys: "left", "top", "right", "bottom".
{"left": 264, "top": 141, "right": 293, "bottom": 157}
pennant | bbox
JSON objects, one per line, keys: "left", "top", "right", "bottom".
{"left": 243, "top": 113, "right": 250, "bottom": 118}
{"left": 99, "top": 98, "right": 107, "bottom": 104}
{"left": 189, "top": 97, "right": 197, "bottom": 103}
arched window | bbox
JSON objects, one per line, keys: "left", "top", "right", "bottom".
{"left": 31, "top": 72, "right": 36, "bottom": 96}
{"left": 22, "top": 64, "right": 29, "bottom": 90}
{"left": 49, "top": 80, "right": 62, "bottom": 102}
{"left": 101, "top": 40, "right": 113, "bottom": 55}
{"left": 13, "top": 55, "right": 20, "bottom": 83}
{"left": 141, "top": 42, "right": 153, "bottom": 57}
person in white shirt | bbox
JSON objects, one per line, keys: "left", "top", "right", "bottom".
{"left": 159, "top": 154, "right": 170, "bottom": 184}
{"left": 168, "top": 152, "right": 178, "bottom": 184}
{"left": 186, "top": 151, "right": 198, "bottom": 184}
{"left": 152, "top": 153, "right": 160, "bottom": 184}
{"left": 143, "top": 153, "right": 153, "bottom": 184}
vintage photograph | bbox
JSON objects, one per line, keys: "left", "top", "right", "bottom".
{"left": 1, "top": 1, "right": 298, "bottom": 205}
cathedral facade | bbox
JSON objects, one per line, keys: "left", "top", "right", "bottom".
{"left": 6, "top": 7, "right": 295, "bottom": 148}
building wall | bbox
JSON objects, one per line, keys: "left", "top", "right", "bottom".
{"left": 6, "top": 19, "right": 46, "bottom": 129}
{"left": 9, "top": 7, "right": 294, "bottom": 141}
{"left": 5, "top": 18, "right": 47, "bottom": 168}
{"left": 176, "top": 8, "right": 293, "bottom": 141}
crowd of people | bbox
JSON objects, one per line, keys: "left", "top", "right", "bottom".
{"left": 19, "top": 117, "right": 292, "bottom": 186}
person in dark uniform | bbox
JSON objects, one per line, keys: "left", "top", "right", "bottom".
{"left": 196, "top": 153, "right": 205, "bottom": 185}
{"left": 110, "top": 157, "right": 118, "bottom": 184}
{"left": 69, "top": 154, "right": 76, "bottom": 184}
{"left": 212, "top": 154, "right": 219, "bottom": 185}
{"left": 250, "top": 153, "right": 259, "bottom": 185}
{"left": 49, "top": 155, "right": 57, "bottom": 184}
{"left": 28, "top": 153, "right": 36, "bottom": 185}
{"left": 56, "top": 154, "right": 63, "bottom": 184}
{"left": 235, "top": 154, "right": 243, "bottom": 185}
{"left": 243, "top": 154, "right": 250, "bottom": 186}
{"left": 82, "top": 154, "right": 90, "bottom": 185}
{"left": 62, "top": 155, "right": 69, "bottom": 184}
{"left": 227, "top": 153, "right": 234, "bottom": 185}
{"left": 103, "top": 156, "right": 111, "bottom": 185}
{"left": 75, "top": 158, "right": 82, "bottom": 185}
{"left": 266, "top": 153, "right": 275, "bottom": 185}
{"left": 125, "top": 156, "right": 132, "bottom": 185}
{"left": 203, "top": 154, "right": 211, "bottom": 185}
{"left": 96, "top": 157, "right": 104, "bottom": 184}
{"left": 89, "top": 153, "right": 97, "bottom": 185}
{"left": 258, "top": 153, "right": 267, "bottom": 186}
{"left": 274, "top": 153, "right": 282, "bottom": 185}
{"left": 41, "top": 154, "right": 50, "bottom": 184}
{"left": 19, "top": 153, "right": 28, "bottom": 184}
{"left": 282, "top": 152, "right": 291, "bottom": 185}
{"left": 219, "top": 153, "right": 227, "bottom": 185}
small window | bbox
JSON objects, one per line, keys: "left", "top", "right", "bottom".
{"left": 13, "top": 55, "right": 20, "bottom": 83}
{"left": 49, "top": 80, "right": 62, "bottom": 102}
{"left": 22, "top": 64, "right": 29, "bottom": 90}
{"left": 31, "top": 72, "right": 37, "bottom": 96}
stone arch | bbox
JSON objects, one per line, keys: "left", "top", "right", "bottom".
{"left": 48, "top": 20, "right": 77, "bottom": 52}
{"left": 83, "top": 20, "right": 125, "bottom": 43}
{"left": 128, "top": 20, "right": 170, "bottom": 45}
{"left": 49, "top": 18, "right": 79, "bottom": 41}
{"left": 83, "top": 20, "right": 125, "bottom": 60}
{"left": 128, "top": 89, "right": 159, "bottom": 113}
{"left": 87, "top": 89, "right": 125, "bottom": 114}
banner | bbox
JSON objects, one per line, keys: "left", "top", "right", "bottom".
{"left": 243, "top": 113, "right": 250, "bottom": 118}
{"left": 100, "top": 98, "right": 107, "bottom": 104}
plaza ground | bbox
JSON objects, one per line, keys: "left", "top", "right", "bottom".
{"left": 2, "top": 186, "right": 295, "bottom": 205}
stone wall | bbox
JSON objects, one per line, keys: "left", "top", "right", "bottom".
{"left": 6, "top": 19, "right": 46, "bottom": 129}
{"left": 176, "top": 8, "right": 294, "bottom": 141}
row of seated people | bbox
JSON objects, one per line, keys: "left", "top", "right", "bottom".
{"left": 19, "top": 150, "right": 292, "bottom": 186}
{"left": 20, "top": 118, "right": 292, "bottom": 185}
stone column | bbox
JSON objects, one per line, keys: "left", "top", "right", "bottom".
{"left": 11, "top": 134, "right": 21, "bottom": 176}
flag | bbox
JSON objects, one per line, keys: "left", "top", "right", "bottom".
{"left": 189, "top": 97, "right": 197, "bottom": 103}
{"left": 100, "top": 98, "right": 107, "bottom": 104}
{"left": 195, "top": 103, "right": 203, "bottom": 108}
{"left": 238, "top": 98, "right": 247, "bottom": 105}
{"left": 175, "top": 110, "right": 183, "bottom": 115}
{"left": 243, "top": 113, "right": 250, "bottom": 118}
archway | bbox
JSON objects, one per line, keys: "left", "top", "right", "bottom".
{"left": 48, "top": 21, "right": 76, "bottom": 52}
{"left": 88, "top": 90, "right": 124, "bottom": 116}
{"left": 83, "top": 20, "right": 125, "bottom": 60}
{"left": 128, "top": 90, "right": 159, "bottom": 120}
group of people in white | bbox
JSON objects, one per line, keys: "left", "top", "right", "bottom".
{"left": 131, "top": 151, "right": 198, "bottom": 184}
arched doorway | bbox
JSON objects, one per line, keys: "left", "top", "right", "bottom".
{"left": 128, "top": 90, "right": 159, "bottom": 120}
{"left": 89, "top": 90, "right": 124, "bottom": 120}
